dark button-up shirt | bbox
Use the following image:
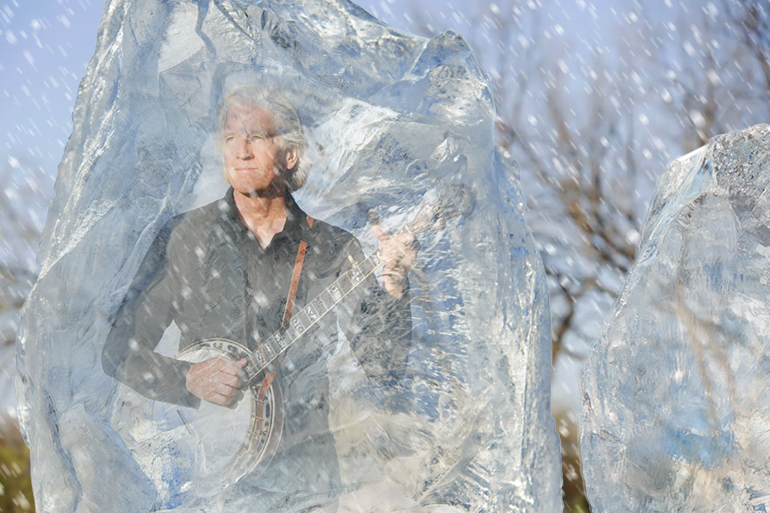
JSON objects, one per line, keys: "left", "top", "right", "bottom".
{"left": 102, "top": 188, "right": 412, "bottom": 504}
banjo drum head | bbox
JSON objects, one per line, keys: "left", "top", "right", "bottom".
{"left": 174, "top": 338, "right": 284, "bottom": 495}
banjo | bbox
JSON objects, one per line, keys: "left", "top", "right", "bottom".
{"left": 122, "top": 185, "right": 474, "bottom": 498}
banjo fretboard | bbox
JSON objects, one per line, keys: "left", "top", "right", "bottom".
{"left": 243, "top": 183, "right": 472, "bottom": 384}
{"left": 246, "top": 251, "right": 382, "bottom": 384}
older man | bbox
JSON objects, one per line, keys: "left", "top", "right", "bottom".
{"left": 102, "top": 84, "right": 415, "bottom": 509}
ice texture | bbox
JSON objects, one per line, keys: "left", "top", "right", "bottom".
{"left": 580, "top": 125, "right": 770, "bottom": 512}
{"left": 0, "top": 269, "right": 34, "bottom": 416}
{"left": 15, "top": 0, "right": 560, "bottom": 511}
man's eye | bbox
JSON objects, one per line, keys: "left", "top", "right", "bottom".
{"left": 248, "top": 133, "right": 267, "bottom": 141}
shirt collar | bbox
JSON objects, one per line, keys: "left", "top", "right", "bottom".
{"left": 221, "top": 187, "right": 310, "bottom": 246}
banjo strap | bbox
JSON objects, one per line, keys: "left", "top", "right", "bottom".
{"left": 260, "top": 217, "right": 314, "bottom": 402}
{"left": 282, "top": 216, "right": 314, "bottom": 324}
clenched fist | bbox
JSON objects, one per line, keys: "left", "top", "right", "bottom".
{"left": 372, "top": 225, "right": 418, "bottom": 299}
{"left": 185, "top": 356, "right": 247, "bottom": 406}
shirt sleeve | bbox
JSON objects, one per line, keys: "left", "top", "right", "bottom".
{"left": 101, "top": 221, "right": 202, "bottom": 408}
{"left": 338, "top": 237, "right": 413, "bottom": 384}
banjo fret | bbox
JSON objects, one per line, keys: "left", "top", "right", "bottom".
{"left": 338, "top": 274, "right": 353, "bottom": 295}
{"left": 330, "top": 284, "right": 343, "bottom": 302}
{"left": 306, "top": 302, "right": 320, "bottom": 321}
{"left": 318, "top": 291, "right": 334, "bottom": 311}
{"left": 272, "top": 332, "right": 287, "bottom": 350}
{"left": 254, "top": 347, "right": 267, "bottom": 367}
{"left": 263, "top": 338, "right": 278, "bottom": 358}
{"left": 291, "top": 314, "right": 307, "bottom": 333}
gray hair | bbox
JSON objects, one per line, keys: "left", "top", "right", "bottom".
{"left": 216, "top": 84, "right": 308, "bottom": 191}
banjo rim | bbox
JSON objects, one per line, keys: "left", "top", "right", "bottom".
{"left": 175, "top": 337, "right": 284, "bottom": 487}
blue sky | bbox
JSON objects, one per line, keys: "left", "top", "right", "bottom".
{"left": 0, "top": 0, "right": 622, "bottom": 180}
{"left": 1, "top": 0, "right": 103, "bottom": 178}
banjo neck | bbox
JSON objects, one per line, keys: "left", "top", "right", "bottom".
{"left": 243, "top": 183, "right": 474, "bottom": 385}
{"left": 245, "top": 250, "right": 382, "bottom": 385}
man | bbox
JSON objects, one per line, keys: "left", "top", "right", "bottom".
{"left": 102, "top": 84, "right": 416, "bottom": 510}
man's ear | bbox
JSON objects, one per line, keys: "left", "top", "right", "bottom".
{"left": 283, "top": 146, "right": 299, "bottom": 171}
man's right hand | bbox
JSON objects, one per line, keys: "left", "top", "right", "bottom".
{"left": 185, "top": 356, "right": 247, "bottom": 406}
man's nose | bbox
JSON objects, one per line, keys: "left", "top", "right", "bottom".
{"left": 237, "top": 137, "right": 253, "bottom": 159}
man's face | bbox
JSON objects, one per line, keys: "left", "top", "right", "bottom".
{"left": 222, "top": 104, "right": 293, "bottom": 195}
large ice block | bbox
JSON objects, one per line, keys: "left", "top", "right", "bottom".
{"left": 15, "top": 0, "right": 560, "bottom": 511}
{"left": 581, "top": 125, "right": 770, "bottom": 512}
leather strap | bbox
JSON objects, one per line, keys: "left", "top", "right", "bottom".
{"left": 256, "top": 368, "right": 278, "bottom": 405}
{"left": 258, "top": 216, "right": 315, "bottom": 405}
{"left": 281, "top": 216, "right": 314, "bottom": 325}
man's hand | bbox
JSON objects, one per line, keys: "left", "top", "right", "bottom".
{"left": 373, "top": 225, "right": 418, "bottom": 299}
{"left": 185, "top": 356, "right": 247, "bottom": 406}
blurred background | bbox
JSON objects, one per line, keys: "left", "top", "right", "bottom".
{"left": 2, "top": 0, "right": 770, "bottom": 511}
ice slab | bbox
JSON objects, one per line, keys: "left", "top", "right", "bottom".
{"left": 581, "top": 124, "right": 770, "bottom": 512}
{"left": 15, "top": 0, "right": 560, "bottom": 511}
{"left": 0, "top": 269, "right": 34, "bottom": 417}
